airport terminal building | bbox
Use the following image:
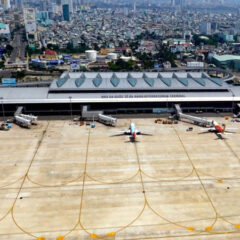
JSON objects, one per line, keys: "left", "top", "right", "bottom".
{"left": 0, "top": 70, "right": 240, "bottom": 115}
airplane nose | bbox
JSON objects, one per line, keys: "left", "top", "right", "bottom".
{"left": 133, "top": 132, "right": 137, "bottom": 138}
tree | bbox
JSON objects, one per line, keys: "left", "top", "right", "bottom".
{"left": 119, "top": 41, "right": 124, "bottom": 47}
{"left": 6, "top": 44, "right": 13, "bottom": 51}
{"left": 13, "top": 71, "right": 25, "bottom": 79}
{"left": 155, "top": 47, "right": 177, "bottom": 67}
{"left": 93, "top": 43, "right": 100, "bottom": 51}
{"left": 193, "top": 34, "right": 222, "bottom": 47}
{"left": 0, "top": 61, "right": 4, "bottom": 69}
{"left": 108, "top": 59, "right": 136, "bottom": 71}
{"left": 47, "top": 44, "right": 59, "bottom": 51}
{"left": 129, "top": 40, "right": 140, "bottom": 52}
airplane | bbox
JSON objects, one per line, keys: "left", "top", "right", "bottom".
{"left": 15, "top": 116, "right": 31, "bottom": 128}
{"left": 174, "top": 104, "right": 237, "bottom": 139}
{"left": 20, "top": 114, "right": 38, "bottom": 122}
{"left": 112, "top": 123, "right": 152, "bottom": 142}
{"left": 200, "top": 121, "right": 236, "bottom": 139}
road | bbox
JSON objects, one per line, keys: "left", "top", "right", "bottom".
{"left": 9, "top": 29, "right": 27, "bottom": 64}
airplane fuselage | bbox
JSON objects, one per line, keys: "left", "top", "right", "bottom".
{"left": 130, "top": 123, "right": 137, "bottom": 140}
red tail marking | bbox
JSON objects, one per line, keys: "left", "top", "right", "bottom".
{"left": 215, "top": 125, "right": 223, "bottom": 133}
{"left": 133, "top": 132, "right": 137, "bottom": 139}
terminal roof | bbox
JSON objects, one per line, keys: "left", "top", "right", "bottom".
{"left": 50, "top": 72, "right": 228, "bottom": 91}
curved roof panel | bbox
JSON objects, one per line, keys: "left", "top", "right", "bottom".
{"left": 75, "top": 73, "right": 86, "bottom": 87}
{"left": 173, "top": 73, "right": 188, "bottom": 87}
{"left": 50, "top": 72, "right": 229, "bottom": 90}
{"left": 161, "top": 78, "right": 171, "bottom": 87}
{"left": 110, "top": 73, "right": 120, "bottom": 87}
{"left": 127, "top": 73, "right": 137, "bottom": 87}
{"left": 93, "top": 73, "right": 103, "bottom": 87}
{"left": 177, "top": 78, "right": 188, "bottom": 87}
{"left": 187, "top": 73, "right": 206, "bottom": 87}
{"left": 56, "top": 77, "right": 67, "bottom": 88}
{"left": 193, "top": 78, "right": 206, "bottom": 86}
{"left": 158, "top": 74, "right": 171, "bottom": 87}
{"left": 143, "top": 73, "right": 154, "bottom": 87}
{"left": 158, "top": 73, "right": 171, "bottom": 87}
{"left": 209, "top": 78, "right": 223, "bottom": 86}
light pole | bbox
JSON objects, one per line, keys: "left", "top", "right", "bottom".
{"left": 229, "top": 89, "right": 235, "bottom": 115}
{"left": 167, "top": 95, "right": 169, "bottom": 113}
{"left": 69, "top": 96, "right": 73, "bottom": 121}
{"left": 0, "top": 97, "right": 5, "bottom": 122}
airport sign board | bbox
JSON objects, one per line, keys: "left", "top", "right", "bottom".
{"left": 1, "top": 78, "right": 17, "bottom": 86}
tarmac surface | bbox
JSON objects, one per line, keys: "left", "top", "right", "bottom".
{"left": 1, "top": 117, "right": 240, "bottom": 240}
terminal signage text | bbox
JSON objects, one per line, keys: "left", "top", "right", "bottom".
{"left": 101, "top": 94, "right": 185, "bottom": 99}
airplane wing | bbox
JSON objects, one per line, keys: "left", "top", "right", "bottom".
{"left": 225, "top": 128, "right": 237, "bottom": 131}
{"left": 111, "top": 129, "right": 130, "bottom": 137}
{"left": 200, "top": 128, "right": 215, "bottom": 131}
{"left": 136, "top": 129, "right": 141, "bottom": 135}
{"left": 111, "top": 133, "right": 125, "bottom": 137}
{"left": 116, "top": 129, "right": 131, "bottom": 134}
{"left": 198, "top": 131, "right": 210, "bottom": 135}
{"left": 124, "top": 130, "right": 131, "bottom": 134}
{"left": 136, "top": 129, "right": 153, "bottom": 136}
{"left": 140, "top": 132, "right": 153, "bottom": 136}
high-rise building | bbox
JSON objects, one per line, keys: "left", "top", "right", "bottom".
{"left": 211, "top": 22, "right": 218, "bottom": 33}
{"left": 62, "top": 4, "right": 70, "bottom": 21}
{"left": 133, "top": 1, "right": 136, "bottom": 12}
{"left": 1, "top": 0, "right": 11, "bottom": 9}
{"left": 182, "top": 0, "right": 186, "bottom": 8}
{"left": 200, "top": 22, "right": 212, "bottom": 35}
{"left": 173, "top": 0, "right": 185, "bottom": 10}
{"left": 69, "top": 0, "right": 73, "bottom": 12}
{"left": 40, "top": 0, "right": 47, "bottom": 11}
{"left": 62, "top": 0, "right": 73, "bottom": 13}
{"left": 6, "top": 0, "right": 10, "bottom": 9}
{"left": 14, "top": 0, "right": 22, "bottom": 9}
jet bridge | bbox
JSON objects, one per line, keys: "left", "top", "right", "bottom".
{"left": 174, "top": 104, "right": 213, "bottom": 127}
{"left": 14, "top": 106, "right": 24, "bottom": 117}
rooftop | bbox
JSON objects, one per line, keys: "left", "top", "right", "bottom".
{"left": 213, "top": 54, "right": 240, "bottom": 62}
{"left": 0, "top": 23, "right": 9, "bottom": 34}
{"left": 50, "top": 72, "right": 227, "bottom": 91}
{"left": 0, "top": 71, "right": 239, "bottom": 104}
{"left": 0, "top": 23, "right": 6, "bottom": 29}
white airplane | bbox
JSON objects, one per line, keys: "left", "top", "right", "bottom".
{"left": 200, "top": 121, "right": 236, "bottom": 139}
{"left": 15, "top": 116, "right": 31, "bottom": 128}
{"left": 20, "top": 114, "right": 38, "bottom": 122}
{"left": 113, "top": 123, "right": 152, "bottom": 142}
